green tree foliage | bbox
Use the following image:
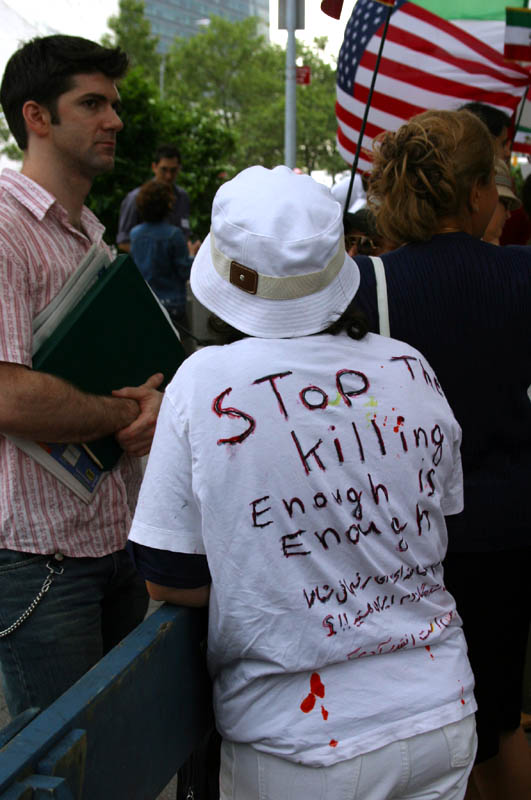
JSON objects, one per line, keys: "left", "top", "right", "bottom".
{"left": 87, "top": 68, "right": 234, "bottom": 241}
{"left": 165, "top": 16, "right": 283, "bottom": 171}
{"left": 165, "top": 16, "right": 342, "bottom": 176}
{"left": 0, "top": 113, "right": 22, "bottom": 162}
{"left": 102, "top": 0, "right": 161, "bottom": 83}
{"left": 94, "top": 1, "right": 234, "bottom": 241}
{"left": 166, "top": 17, "right": 272, "bottom": 128}
{"left": 296, "top": 39, "right": 345, "bottom": 176}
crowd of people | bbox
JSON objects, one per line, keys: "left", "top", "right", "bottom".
{"left": 0, "top": 31, "right": 529, "bottom": 800}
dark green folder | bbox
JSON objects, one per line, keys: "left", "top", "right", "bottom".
{"left": 33, "top": 254, "right": 185, "bottom": 470}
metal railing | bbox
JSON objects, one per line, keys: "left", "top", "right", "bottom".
{"left": 0, "top": 604, "right": 212, "bottom": 799}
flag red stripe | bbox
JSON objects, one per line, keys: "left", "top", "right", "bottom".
{"left": 337, "top": 125, "right": 374, "bottom": 161}
{"left": 352, "top": 82, "right": 425, "bottom": 120}
{"left": 336, "top": 101, "right": 386, "bottom": 140}
{"left": 384, "top": 26, "right": 529, "bottom": 89}
{"left": 504, "top": 44, "right": 531, "bottom": 62}
{"left": 513, "top": 142, "right": 531, "bottom": 154}
{"left": 362, "top": 49, "right": 523, "bottom": 108}
{"left": 404, "top": 1, "right": 530, "bottom": 74}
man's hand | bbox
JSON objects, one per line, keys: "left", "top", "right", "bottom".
{"left": 187, "top": 238, "right": 201, "bottom": 257}
{"left": 112, "top": 372, "right": 164, "bottom": 456}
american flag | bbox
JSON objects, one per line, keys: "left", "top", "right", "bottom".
{"left": 336, "top": 0, "right": 531, "bottom": 170}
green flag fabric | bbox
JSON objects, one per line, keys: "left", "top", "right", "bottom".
{"left": 506, "top": 6, "right": 531, "bottom": 29}
{"left": 416, "top": 1, "right": 526, "bottom": 22}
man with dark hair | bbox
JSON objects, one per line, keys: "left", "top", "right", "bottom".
{"left": 0, "top": 35, "right": 163, "bottom": 718}
{"left": 116, "top": 143, "right": 191, "bottom": 252}
{"left": 0, "top": 34, "right": 129, "bottom": 151}
{"left": 459, "top": 101, "right": 512, "bottom": 163}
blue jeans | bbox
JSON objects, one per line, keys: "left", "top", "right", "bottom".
{"left": 0, "top": 548, "right": 148, "bottom": 718}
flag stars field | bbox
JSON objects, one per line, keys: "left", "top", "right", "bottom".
{"left": 335, "top": 0, "right": 531, "bottom": 170}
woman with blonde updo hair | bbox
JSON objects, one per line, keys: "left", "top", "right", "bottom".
{"left": 355, "top": 109, "right": 531, "bottom": 800}
{"left": 369, "top": 110, "right": 496, "bottom": 247}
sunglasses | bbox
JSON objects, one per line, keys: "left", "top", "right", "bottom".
{"left": 345, "top": 234, "right": 376, "bottom": 255}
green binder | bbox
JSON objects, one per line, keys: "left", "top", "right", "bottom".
{"left": 33, "top": 254, "right": 185, "bottom": 469}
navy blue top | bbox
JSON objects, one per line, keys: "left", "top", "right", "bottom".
{"left": 126, "top": 541, "right": 210, "bottom": 588}
{"left": 130, "top": 221, "right": 193, "bottom": 312}
{"left": 355, "top": 233, "right": 531, "bottom": 552}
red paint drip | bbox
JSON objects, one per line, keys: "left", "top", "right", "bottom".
{"left": 310, "top": 672, "right": 325, "bottom": 699}
{"left": 329, "top": 739, "right": 338, "bottom": 748}
{"left": 425, "top": 646, "right": 435, "bottom": 660}
{"left": 321, "top": 705, "right": 329, "bottom": 721}
{"left": 300, "top": 693, "right": 316, "bottom": 713}
{"left": 460, "top": 687, "right": 466, "bottom": 706}
{"left": 393, "top": 415, "right": 405, "bottom": 433}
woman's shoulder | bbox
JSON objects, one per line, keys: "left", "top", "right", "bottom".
{"left": 168, "top": 224, "right": 186, "bottom": 242}
{"left": 502, "top": 243, "right": 531, "bottom": 265}
{"left": 378, "top": 233, "right": 531, "bottom": 277}
{"left": 129, "top": 222, "right": 146, "bottom": 239}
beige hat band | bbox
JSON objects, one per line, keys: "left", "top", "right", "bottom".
{"left": 495, "top": 174, "right": 513, "bottom": 191}
{"left": 210, "top": 230, "right": 345, "bottom": 301}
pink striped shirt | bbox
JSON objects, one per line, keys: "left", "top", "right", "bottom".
{"left": 0, "top": 169, "right": 142, "bottom": 557}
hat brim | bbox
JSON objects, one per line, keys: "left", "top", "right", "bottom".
{"left": 191, "top": 233, "right": 361, "bottom": 339}
{"left": 497, "top": 185, "right": 521, "bottom": 211}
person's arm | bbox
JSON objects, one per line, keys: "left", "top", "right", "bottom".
{"left": 127, "top": 395, "right": 209, "bottom": 595}
{"left": 0, "top": 241, "right": 164, "bottom": 455}
{"left": 145, "top": 581, "right": 210, "bottom": 607}
{"left": 116, "top": 191, "right": 140, "bottom": 252}
{"left": 170, "top": 229, "right": 195, "bottom": 281}
{"left": 127, "top": 542, "right": 211, "bottom": 607}
{"left": 187, "top": 237, "right": 201, "bottom": 258}
{"left": 0, "top": 362, "right": 163, "bottom": 456}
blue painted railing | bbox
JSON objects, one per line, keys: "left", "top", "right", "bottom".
{"left": 0, "top": 605, "right": 213, "bottom": 799}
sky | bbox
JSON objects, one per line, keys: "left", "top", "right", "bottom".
{"left": 269, "top": 1, "right": 353, "bottom": 62}
{"left": 0, "top": 1, "right": 352, "bottom": 179}
{"left": 3, "top": 0, "right": 119, "bottom": 42}
{"left": 1, "top": 1, "right": 353, "bottom": 64}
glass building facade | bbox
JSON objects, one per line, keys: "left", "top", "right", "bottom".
{"left": 145, "top": 0, "right": 270, "bottom": 52}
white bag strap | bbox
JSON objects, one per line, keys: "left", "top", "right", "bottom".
{"left": 370, "top": 255, "right": 390, "bottom": 337}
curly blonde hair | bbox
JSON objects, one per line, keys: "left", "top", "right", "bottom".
{"left": 368, "top": 110, "right": 494, "bottom": 245}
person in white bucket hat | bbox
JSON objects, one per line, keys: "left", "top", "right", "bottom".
{"left": 191, "top": 164, "right": 360, "bottom": 338}
{"left": 128, "top": 166, "right": 476, "bottom": 800}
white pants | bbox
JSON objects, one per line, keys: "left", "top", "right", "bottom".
{"left": 220, "top": 715, "right": 477, "bottom": 800}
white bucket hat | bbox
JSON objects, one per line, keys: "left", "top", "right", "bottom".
{"left": 190, "top": 165, "right": 360, "bottom": 338}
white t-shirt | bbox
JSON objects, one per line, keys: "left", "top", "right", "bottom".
{"left": 129, "top": 332, "right": 475, "bottom": 766}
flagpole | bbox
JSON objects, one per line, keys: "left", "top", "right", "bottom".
{"left": 284, "top": 0, "right": 297, "bottom": 168}
{"left": 512, "top": 83, "right": 530, "bottom": 150}
{"left": 344, "top": 2, "right": 394, "bottom": 214}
